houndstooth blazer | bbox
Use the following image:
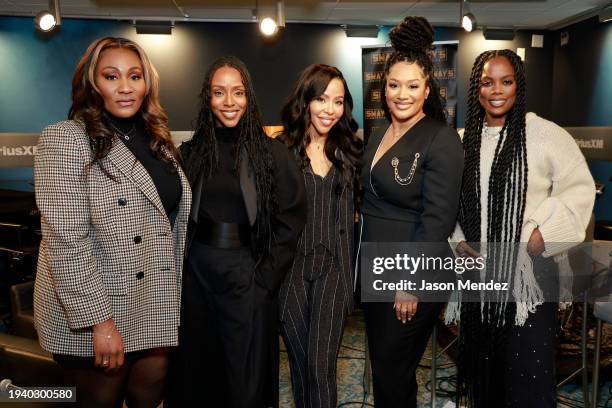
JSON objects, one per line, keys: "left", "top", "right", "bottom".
{"left": 33, "top": 120, "right": 191, "bottom": 356}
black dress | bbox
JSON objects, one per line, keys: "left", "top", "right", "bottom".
{"left": 359, "top": 116, "right": 464, "bottom": 408}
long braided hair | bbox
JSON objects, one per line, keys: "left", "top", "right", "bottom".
{"left": 457, "top": 49, "right": 528, "bottom": 408}
{"left": 381, "top": 16, "right": 446, "bottom": 123}
{"left": 278, "top": 64, "right": 362, "bottom": 201}
{"left": 181, "top": 56, "right": 277, "bottom": 256}
{"left": 459, "top": 49, "right": 527, "bottom": 244}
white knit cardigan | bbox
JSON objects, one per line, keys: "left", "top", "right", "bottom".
{"left": 447, "top": 112, "right": 596, "bottom": 325}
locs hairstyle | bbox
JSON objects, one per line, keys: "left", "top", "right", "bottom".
{"left": 181, "top": 56, "right": 276, "bottom": 254}
{"left": 381, "top": 16, "right": 446, "bottom": 123}
{"left": 69, "top": 37, "right": 178, "bottom": 170}
{"left": 458, "top": 49, "right": 528, "bottom": 244}
{"left": 279, "top": 64, "right": 362, "bottom": 190}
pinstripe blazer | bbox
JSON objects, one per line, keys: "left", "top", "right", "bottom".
{"left": 279, "top": 158, "right": 356, "bottom": 321}
{"left": 33, "top": 120, "right": 191, "bottom": 356}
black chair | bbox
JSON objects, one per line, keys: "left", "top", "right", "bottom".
{"left": 10, "top": 281, "right": 36, "bottom": 339}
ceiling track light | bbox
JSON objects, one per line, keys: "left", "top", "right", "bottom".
{"left": 600, "top": 5, "right": 612, "bottom": 23}
{"left": 260, "top": 17, "right": 278, "bottom": 36}
{"left": 259, "top": 1, "right": 285, "bottom": 37}
{"left": 483, "top": 27, "right": 516, "bottom": 41}
{"left": 343, "top": 25, "right": 379, "bottom": 38}
{"left": 134, "top": 20, "right": 174, "bottom": 35}
{"left": 35, "top": 0, "right": 61, "bottom": 32}
{"left": 460, "top": 0, "right": 476, "bottom": 32}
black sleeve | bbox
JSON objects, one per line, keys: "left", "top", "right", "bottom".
{"left": 256, "top": 139, "right": 307, "bottom": 293}
{"left": 414, "top": 126, "right": 464, "bottom": 242}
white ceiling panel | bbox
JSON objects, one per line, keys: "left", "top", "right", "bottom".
{"left": 0, "top": 0, "right": 609, "bottom": 29}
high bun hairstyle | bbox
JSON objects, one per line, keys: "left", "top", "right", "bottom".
{"left": 381, "top": 16, "right": 446, "bottom": 123}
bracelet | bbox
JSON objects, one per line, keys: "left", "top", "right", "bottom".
{"left": 93, "top": 332, "right": 112, "bottom": 340}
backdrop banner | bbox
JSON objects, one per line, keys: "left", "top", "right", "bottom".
{"left": 0, "top": 134, "right": 39, "bottom": 168}
{"left": 361, "top": 41, "right": 459, "bottom": 143}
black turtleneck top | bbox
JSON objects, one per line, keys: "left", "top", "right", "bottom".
{"left": 103, "top": 112, "right": 182, "bottom": 217}
{"left": 198, "top": 126, "right": 249, "bottom": 225}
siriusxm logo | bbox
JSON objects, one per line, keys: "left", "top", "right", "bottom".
{"left": 0, "top": 145, "right": 37, "bottom": 156}
{"left": 576, "top": 139, "right": 604, "bottom": 149}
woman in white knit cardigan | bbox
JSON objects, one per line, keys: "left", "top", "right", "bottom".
{"left": 450, "top": 49, "right": 595, "bottom": 408}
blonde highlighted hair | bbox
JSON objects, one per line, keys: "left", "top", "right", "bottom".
{"left": 69, "top": 37, "right": 179, "bottom": 171}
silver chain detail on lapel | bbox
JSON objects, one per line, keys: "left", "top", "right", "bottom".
{"left": 391, "top": 153, "right": 420, "bottom": 185}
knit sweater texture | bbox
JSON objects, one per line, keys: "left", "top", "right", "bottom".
{"left": 447, "top": 112, "right": 595, "bottom": 325}
{"left": 452, "top": 112, "right": 595, "bottom": 253}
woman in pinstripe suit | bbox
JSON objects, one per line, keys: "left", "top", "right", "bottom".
{"left": 33, "top": 37, "right": 191, "bottom": 407}
{"left": 277, "top": 64, "right": 362, "bottom": 408}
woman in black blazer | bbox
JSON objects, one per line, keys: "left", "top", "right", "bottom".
{"left": 359, "top": 17, "right": 464, "bottom": 407}
{"left": 277, "top": 64, "right": 362, "bottom": 408}
{"left": 168, "top": 56, "right": 307, "bottom": 408}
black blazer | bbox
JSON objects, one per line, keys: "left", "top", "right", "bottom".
{"left": 186, "top": 137, "right": 307, "bottom": 293}
{"left": 361, "top": 116, "right": 464, "bottom": 243}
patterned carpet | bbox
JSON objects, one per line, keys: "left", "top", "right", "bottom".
{"left": 278, "top": 311, "right": 612, "bottom": 408}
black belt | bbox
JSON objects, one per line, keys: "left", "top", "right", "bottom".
{"left": 195, "top": 218, "right": 251, "bottom": 248}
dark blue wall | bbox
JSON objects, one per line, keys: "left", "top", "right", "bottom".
{"left": 0, "top": 16, "right": 378, "bottom": 132}
{"left": 0, "top": 18, "right": 130, "bottom": 132}
{"left": 552, "top": 17, "right": 612, "bottom": 127}
{"left": 1, "top": 14, "right": 608, "bottom": 213}
{"left": 551, "top": 17, "right": 612, "bottom": 221}
{"left": 0, "top": 15, "right": 554, "bottom": 192}
{"left": 1, "top": 16, "right": 555, "bottom": 132}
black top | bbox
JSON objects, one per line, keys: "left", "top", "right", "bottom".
{"left": 278, "top": 150, "right": 356, "bottom": 318}
{"left": 198, "top": 126, "right": 249, "bottom": 225}
{"left": 297, "top": 165, "right": 342, "bottom": 282}
{"left": 185, "top": 135, "right": 308, "bottom": 293}
{"left": 360, "top": 115, "right": 464, "bottom": 242}
{"left": 104, "top": 112, "right": 181, "bottom": 216}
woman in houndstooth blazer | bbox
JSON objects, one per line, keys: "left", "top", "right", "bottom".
{"left": 33, "top": 37, "right": 191, "bottom": 407}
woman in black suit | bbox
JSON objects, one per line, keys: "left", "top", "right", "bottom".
{"left": 277, "top": 64, "right": 362, "bottom": 408}
{"left": 168, "top": 56, "right": 307, "bottom": 408}
{"left": 359, "top": 16, "right": 464, "bottom": 407}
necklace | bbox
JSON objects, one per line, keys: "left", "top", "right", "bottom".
{"left": 108, "top": 121, "right": 136, "bottom": 141}
{"left": 309, "top": 134, "right": 326, "bottom": 151}
{"left": 483, "top": 121, "right": 504, "bottom": 139}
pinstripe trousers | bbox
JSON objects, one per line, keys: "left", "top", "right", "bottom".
{"left": 280, "top": 254, "right": 347, "bottom": 408}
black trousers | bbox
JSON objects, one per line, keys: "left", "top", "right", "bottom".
{"left": 167, "top": 242, "right": 275, "bottom": 408}
{"left": 280, "top": 256, "right": 346, "bottom": 408}
{"left": 363, "top": 301, "right": 444, "bottom": 408}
